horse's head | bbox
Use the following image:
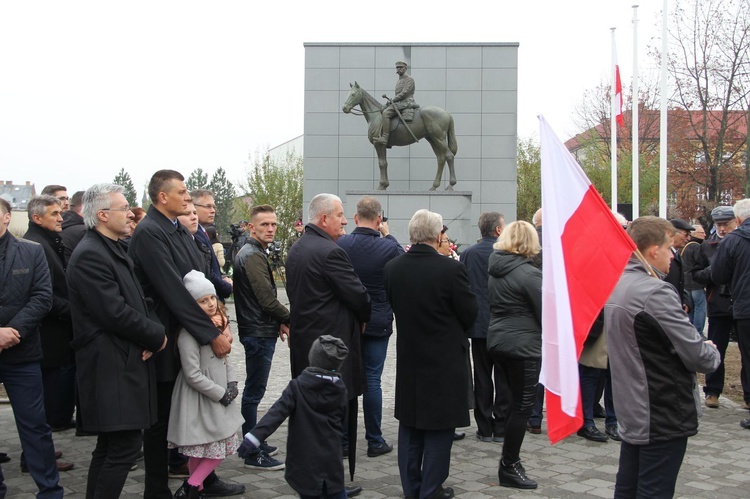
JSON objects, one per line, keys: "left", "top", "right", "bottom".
{"left": 342, "top": 81, "right": 362, "bottom": 113}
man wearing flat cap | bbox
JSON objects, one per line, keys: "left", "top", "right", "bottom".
{"left": 691, "top": 206, "right": 739, "bottom": 409}
{"left": 665, "top": 219, "right": 693, "bottom": 311}
{"left": 711, "top": 199, "right": 750, "bottom": 419}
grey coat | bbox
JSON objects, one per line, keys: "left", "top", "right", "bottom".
{"left": 167, "top": 329, "right": 243, "bottom": 446}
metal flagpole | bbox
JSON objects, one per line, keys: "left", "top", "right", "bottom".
{"left": 632, "top": 4, "right": 640, "bottom": 219}
{"left": 659, "top": 0, "right": 669, "bottom": 218}
{"left": 611, "top": 28, "right": 618, "bottom": 212}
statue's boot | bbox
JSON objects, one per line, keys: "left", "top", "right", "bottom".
{"left": 373, "top": 133, "right": 389, "bottom": 145}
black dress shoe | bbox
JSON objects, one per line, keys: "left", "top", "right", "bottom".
{"left": 345, "top": 485, "right": 362, "bottom": 497}
{"left": 577, "top": 426, "right": 609, "bottom": 442}
{"left": 426, "top": 486, "right": 455, "bottom": 498}
{"left": 605, "top": 424, "right": 622, "bottom": 441}
{"left": 0, "top": 453, "right": 9, "bottom": 464}
{"left": 452, "top": 431, "right": 465, "bottom": 441}
{"left": 50, "top": 420, "right": 76, "bottom": 432}
{"left": 367, "top": 441, "right": 393, "bottom": 457}
{"left": 202, "top": 479, "right": 245, "bottom": 497}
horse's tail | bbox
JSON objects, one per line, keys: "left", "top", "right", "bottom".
{"left": 447, "top": 114, "right": 458, "bottom": 155}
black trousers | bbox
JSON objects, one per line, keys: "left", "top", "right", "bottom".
{"left": 86, "top": 429, "right": 142, "bottom": 499}
{"left": 494, "top": 356, "right": 540, "bottom": 464}
{"left": 397, "top": 424, "right": 453, "bottom": 499}
{"left": 736, "top": 319, "right": 750, "bottom": 404}
{"left": 704, "top": 315, "right": 733, "bottom": 396}
{"left": 471, "top": 339, "right": 510, "bottom": 437}
{"left": 614, "top": 437, "right": 687, "bottom": 499}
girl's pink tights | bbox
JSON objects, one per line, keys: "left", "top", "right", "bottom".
{"left": 187, "top": 457, "right": 222, "bottom": 489}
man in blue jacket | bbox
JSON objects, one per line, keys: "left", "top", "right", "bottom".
{"left": 460, "top": 212, "right": 510, "bottom": 442}
{"left": 338, "top": 196, "right": 403, "bottom": 457}
{"left": 0, "top": 198, "right": 62, "bottom": 498}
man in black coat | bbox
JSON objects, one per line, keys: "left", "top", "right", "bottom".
{"left": 0, "top": 198, "right": 63, "bottom": 498}
{"left": 128, "top": 170, "right": 242, "bottom": 499}
{"left": 23, "top": 195, "right": 77, "bottom": 436}
{"left": 191, "top": 189, "right": 232, "bottom": 301}
{"left": 385, "top": 209, "right": 478, "bottom": 499}
{"left": 286, "top": 193, "right": 371, "bottom": 492}
{"left": 337, "top": 195, "right": 403, "bottom": 458}
{"left": 460, "top": 211, "right": 510, "bottom": 442}
{"left": 286, "top": 193, "right": 371, "bottom": 397}
{"left": 67, "top": 183, "right": 167, "bottom": 498}
{"left": 666, "top": 218, "right": 693, "bottom": 311}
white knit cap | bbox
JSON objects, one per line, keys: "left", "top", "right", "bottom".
{"left": 183, "top": 270, "right": 216, "bottom": 300}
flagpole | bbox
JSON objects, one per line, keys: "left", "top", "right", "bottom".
{"left": 659, "top": 0, "right": 669, "bottom": 218}
{"left": 632, "top": 5, "right": 640, "bottom": 219}
{"left": 611, "top": 28, "right": 618, "bottom": 212}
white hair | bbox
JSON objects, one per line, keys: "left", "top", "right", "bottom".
{"left": 733, "top": 199, "right": 750, "bottom": 223}
{"left": 82, "top": 184, "right": 124, "bottom": 229}
{"left": 532, "top": 208, "right": 542, "bottom": 227}
{"left": 408, "top": 209, "right": 443, "bottom": 244}
{"left": 308, "top": 193, "right": 342, "bottom": 223}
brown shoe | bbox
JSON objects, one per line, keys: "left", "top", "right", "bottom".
{"left": 56, "top": 460, "right": 75, "bottom": 472}
{"left": 54, "top": 450, "right": 63, "bottom": 459}
{"left": 705, "top": 395, "right": 719, "bottom": 408}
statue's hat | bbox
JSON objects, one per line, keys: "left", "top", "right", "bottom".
{"left": 395, "top": 61, "right": 407, "bottom": 67}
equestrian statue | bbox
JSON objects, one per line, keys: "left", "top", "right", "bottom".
{"left": 342, "top": 61, "right": 458, "bottom": 191}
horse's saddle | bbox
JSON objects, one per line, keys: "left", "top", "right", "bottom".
{"left": 389, "top": 106, "right": 419, "bottom": 131}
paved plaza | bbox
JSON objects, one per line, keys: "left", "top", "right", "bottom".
{"left": 2, "top": 292, "right": 750, "bottom": 498}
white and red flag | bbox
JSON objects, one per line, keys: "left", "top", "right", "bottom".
{"left": 614, "top": 40, "right": 624, "bottom": 127}
{"left": 538, "top": 116, "right": 635, "bottom": 444}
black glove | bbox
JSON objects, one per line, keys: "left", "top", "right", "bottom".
{"left": 237, "top": 436, "right": 258, "bottom": 458}
{"left": 219, "top": 389, "right": 233, "bottom": 406}
{"left": 227, "top": 381, "right": 238, "bottom": 401}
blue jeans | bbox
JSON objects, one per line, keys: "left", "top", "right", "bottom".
{"left": 688, "top": 289, "right": 707, "bottom": 335}
{"left": 362, "top": 335, "right": 390, "bottom": 448}
{"left": 0, "top": 362, "right": 63, "bottom": 499}
{"left": 240, "top": 336, "right": 277, "bottom": 436}
{"left": 579, "top": 364, "right": 617, "bottom": 428}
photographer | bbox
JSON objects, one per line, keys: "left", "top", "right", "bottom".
{"left": 232, "top": 205, "right": 290, "bottom": 470}
{"left": 225, "top": 221, "right": 249, "bottom": 273}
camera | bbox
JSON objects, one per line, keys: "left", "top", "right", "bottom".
{"left": 267, "top": 240, "right": 283, "bottom": 269}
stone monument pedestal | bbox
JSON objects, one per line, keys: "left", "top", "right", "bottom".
{"left": 344, "top": 190, "right": 473, "bottom": 246}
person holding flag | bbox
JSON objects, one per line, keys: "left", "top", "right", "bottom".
{"left": 605, "top": 216, "right": 719, "bottom": 498}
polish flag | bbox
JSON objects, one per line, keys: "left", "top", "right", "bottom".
{"left": 538, "top": 116, "right": 635, "bottom": 444}
{"left": 614, "top": 42, "right": 624, "bottom": 127}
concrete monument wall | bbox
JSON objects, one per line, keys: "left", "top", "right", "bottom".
{"left": 303, "top": 42, "right": 518, "bottom": 246}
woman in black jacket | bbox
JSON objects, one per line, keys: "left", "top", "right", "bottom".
{"left": 487, "top": 221, "right": 542, "bottom": 490}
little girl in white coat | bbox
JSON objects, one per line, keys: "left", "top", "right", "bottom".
{"left": 167, "top": 270, "right": 244, "bottom": 499}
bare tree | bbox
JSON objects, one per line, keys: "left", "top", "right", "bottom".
{"left": 666, "top": 0, "right": 750, "bottom": 202}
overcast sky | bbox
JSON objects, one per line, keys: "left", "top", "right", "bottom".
{"left": 0, "top": 0, "right": 662, "bottom": 197}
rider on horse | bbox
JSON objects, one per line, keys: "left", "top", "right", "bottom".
{"left": 374, "top": 61, "right": 417, "bottom": 146}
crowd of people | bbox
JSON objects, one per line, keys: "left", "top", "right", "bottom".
{"left": 1, "top": 171, "right": 749, "bottom": 498}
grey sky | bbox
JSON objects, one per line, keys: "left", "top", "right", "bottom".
{"left": 0, "top": 0, "right": 661, "bottom": 197}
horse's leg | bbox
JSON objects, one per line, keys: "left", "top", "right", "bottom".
{"left": 375, "top": 144, "right": 389, "bottom": 190}
{"left": 445, "top": 141, "right": 456, "bottom": 190}
{"left": 426, "top": 138, "right": 448, "bottom": 191}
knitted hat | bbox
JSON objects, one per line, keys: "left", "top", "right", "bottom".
{"left": 183, "top": 270, "right": 216, "bottom": 300}
{"left": 308, "top": 335, "right": 349, "bottom": 372}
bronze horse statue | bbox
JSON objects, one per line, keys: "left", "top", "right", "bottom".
{"left": 342, "top": 82, "right": 458, "bottom": 191}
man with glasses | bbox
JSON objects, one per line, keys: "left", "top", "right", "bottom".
{"left": 41, "top": 185, "right": 70, "bottom": 212}
{"left": 67, "top": 184, "right": 167, "bottom": 498}
{"left": 191, "top": 189, "right": 232, "bottom": 301}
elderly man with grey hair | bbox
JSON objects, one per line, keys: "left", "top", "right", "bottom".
{"left": 285, "top": 193, "right": 371, "bottom": 494}
{"left": 67, "top": 184, "right": 167, "bottom": 498}
{"left": 23, "top": 196, "right": 78, "bottom": 441}
{"left": 385, "top": 209, "right": 477, "bottom": 499}
{"left": 712, "top": 199, "right": 750, "bottom": 427}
